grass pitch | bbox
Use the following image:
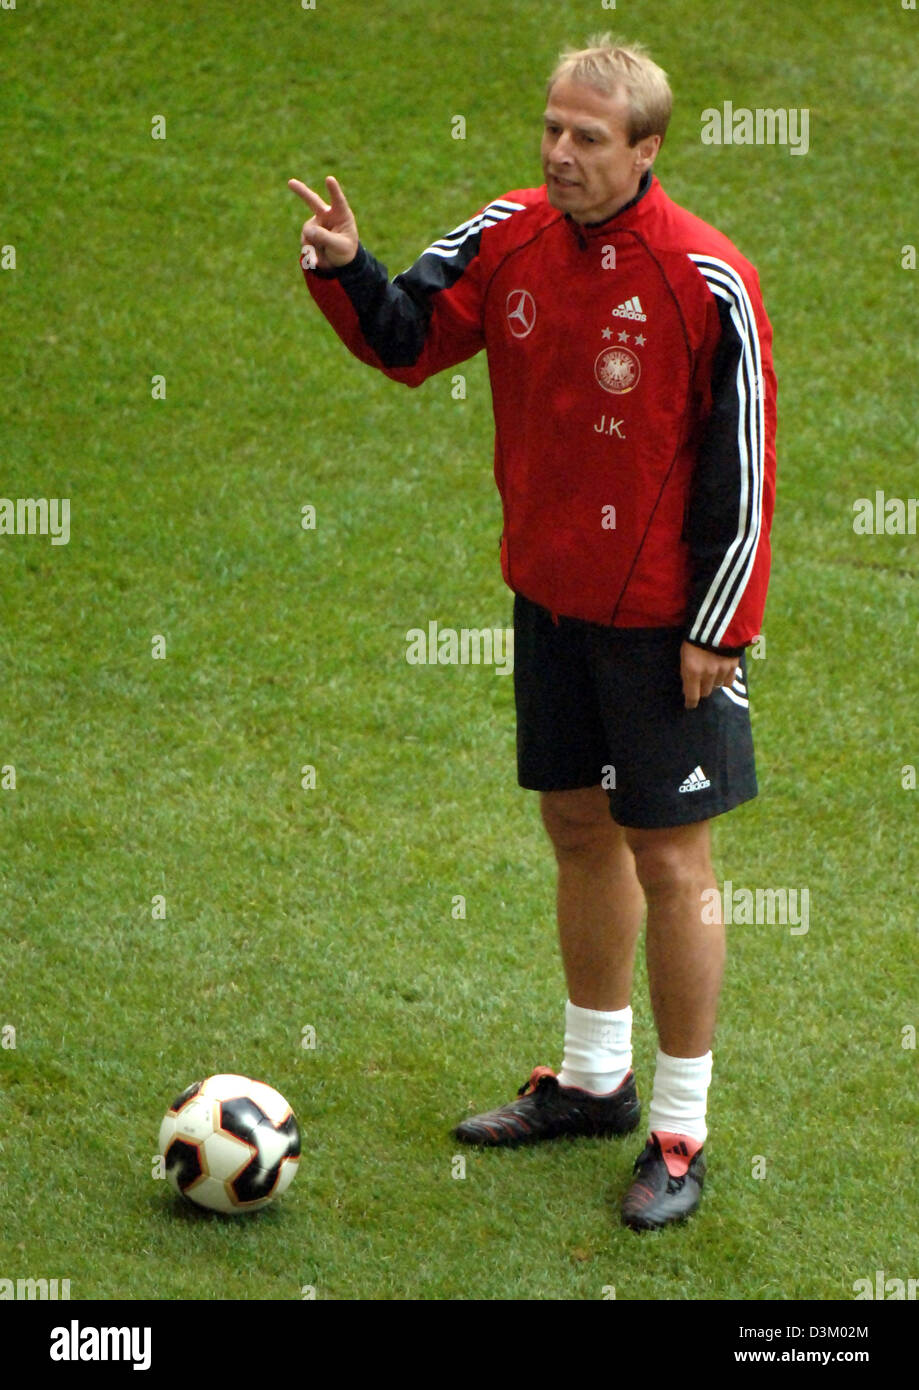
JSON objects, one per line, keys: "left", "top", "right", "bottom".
{"left": 1, "top": 0, "right": 917, "bottom": 1302}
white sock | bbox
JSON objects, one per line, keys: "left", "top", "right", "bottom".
{"left": 557, "top": 1000, "right": 633, "bottom": 1095}
{"left": 647, "top": 1049, "right": 713, "bottom": 1144}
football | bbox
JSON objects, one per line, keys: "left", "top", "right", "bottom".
{"left": 158, "top": 1073, "right": 301, "bottom": 1214}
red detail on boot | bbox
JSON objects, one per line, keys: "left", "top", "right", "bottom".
{"left": 522, "top": 1065, "right": 556, "bottom": 1094}
{"left": 652, "top": 1130, "right": 703, "bottom": 1178}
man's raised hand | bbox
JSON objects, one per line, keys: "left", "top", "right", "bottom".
{"left": 288, "top": 175, "right": 359, "bottom": 271}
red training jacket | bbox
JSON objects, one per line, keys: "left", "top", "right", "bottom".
{"left": 302, "top": 173, "right": 777, "bottom": 652}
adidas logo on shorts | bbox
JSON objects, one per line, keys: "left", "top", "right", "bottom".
{"left": 678, "top": 765, "right": 711, "bottom": 793}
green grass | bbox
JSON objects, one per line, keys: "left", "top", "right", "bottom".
{"left": 1, "top": 0, "right": 917, "bottom": 1301}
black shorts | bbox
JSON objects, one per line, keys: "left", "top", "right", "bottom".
{"left": 513, "top": 593, "right": 758, "bottom": 829}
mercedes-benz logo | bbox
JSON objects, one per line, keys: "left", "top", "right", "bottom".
{"left": 506, "top": 289, "right": 536, "bottom": 339}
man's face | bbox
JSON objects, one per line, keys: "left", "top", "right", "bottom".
{"left": 541, "top": 79, "right": 660, "bottom": 225}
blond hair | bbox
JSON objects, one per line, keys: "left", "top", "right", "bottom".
{"left": 547, "top": 35, "right": 672, "bottom": 145}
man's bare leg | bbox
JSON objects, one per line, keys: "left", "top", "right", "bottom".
{"left": 623, "top": 820, "right": 723, "bottom": 1057}
{"left": 617, "top": 818, "right": 720, "bottom": 1227}
{"left": 539, "top": 786, "right": 645, "bottom": 1011}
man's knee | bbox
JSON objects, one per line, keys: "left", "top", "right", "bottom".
{"left": 623, "top": 822, "right": 712, "bottom": 897}
{"left": 540, "top": 786, "right": 618, "bottom": 856}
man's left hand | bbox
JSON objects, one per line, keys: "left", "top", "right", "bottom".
{"left": 680, "top": 641, "right": 740, "bottom": 710}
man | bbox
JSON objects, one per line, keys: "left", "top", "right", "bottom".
{"left": 290, "top": 36, "right": 776, "bottom": 1231}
